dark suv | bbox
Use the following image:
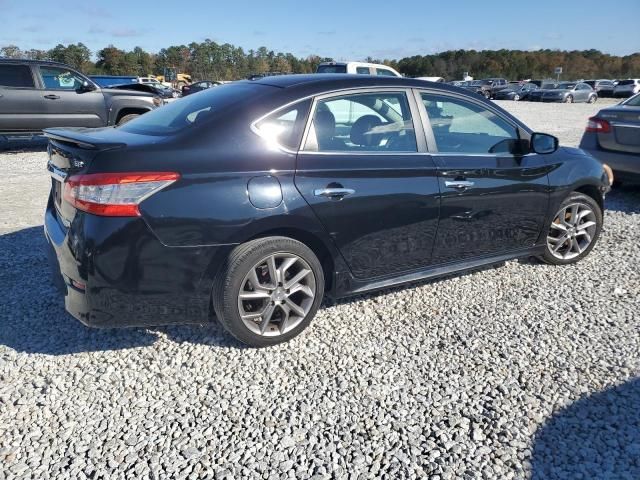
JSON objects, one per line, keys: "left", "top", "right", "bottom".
{"left": 0, "top": 59, "right": 159, "bottom": 136}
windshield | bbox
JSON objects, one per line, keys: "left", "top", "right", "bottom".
{"left": 553, "top": 83, "right": 575, "bottom": 90}
{"left": 469, "top": 80, "right": 486, "bottom": 86}
{"left": 622, "top": 93, "right": 640, "bottom": 107}
{"left": 119, "top": 82, "right": 271, "bottom": 135}
{"left": 317, "top": 65, "right": 347, "bottom": 74}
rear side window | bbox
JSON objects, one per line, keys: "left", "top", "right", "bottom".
{"left": 356, "top": 67, "right": 370, "bottom": 75}
{"left": 305, "top": 92, "right": 417, "bottom": 153}
{"left": 254, "top": 100, "right": 310, "bottom": 150}
{"left": 375, "top": 68, "right": 396, "bottom": 77}
{"left": 618, "top": 80, "right": 635, "bottom": 86}
{"left": 0, "top": 65, "right": 35, "bottom": 88}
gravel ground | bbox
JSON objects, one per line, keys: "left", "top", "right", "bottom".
{"left": 1, "top": 101, "right": 639, "bottom": 479}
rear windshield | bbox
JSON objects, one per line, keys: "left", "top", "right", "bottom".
{"left": 119, "top": 82, "right": 270, "bottom": 135}
{"left": 622, "top": 94, "right": 640, "bottom": 106}
{"left": 316, "top": 65, "right": 347, "bottom": 74}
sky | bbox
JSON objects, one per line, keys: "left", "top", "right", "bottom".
{"left": 1, "top": 0, "right": 638, "bottom": 59}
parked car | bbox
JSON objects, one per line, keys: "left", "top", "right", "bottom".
{"left": 460, "top": 78, "right": 508, "bottom": 99}
{"left": 415, "top": 76, "right": 445, "bottom": 82}
{"left": 0, "top": 59, "right": 159, "bottom": 134}
{"left": 182, "top": 80, "right": 221, "bottom": 96}
{"left": 44, "top": 74, "right": 611, "bottom": 346}
{"left": 89, "top": 75, "right": 139, "bottom": 88}
{"left": 584, "top": 79, "right": 616, "bottom": 97}
{"left": 316, "top": 61, "right": 401, "bottom": 77}
{"left": 493, "top": 82, "right": 538, "bottom": 101}
{"left": 529, "top": 79, "right": 557, "bottom": 89}
{"left": 613, "top": 79, "right": 640, "bottom": 97}
{"left": 109, "top": 82, "right": 175, "bottom": 102}
{"left": 528, "top": 82, "right": 597, "bottom": 103}
{"left": 579, "top": 93, "right": 640, "bottom": 184}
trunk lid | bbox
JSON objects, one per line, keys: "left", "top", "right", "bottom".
{"left": 595, "top": 106, "right": 640, "bottom": 153}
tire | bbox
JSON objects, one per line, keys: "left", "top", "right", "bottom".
{"left": 116, "top": 114, "right": 139, "bottom": 126}
{"left": 483, "top": 90, "right": 491, "bottom": 99}
{"left": 212, "top": 236, "right": 325, "bottom": 347}
{"left": 564, "top": 95, "right": 573, "bottom": 103}
{"left": 514, "top": 94, "right": 521, "bottom": 101}
{"left": 588, "top": 95, "right": 597, "bottom": 104}
{"left": 539, "top": 192, "right": 602, "bottom": 266}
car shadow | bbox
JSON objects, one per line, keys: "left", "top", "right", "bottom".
{"left": 0, "top": 135, "right": 48, "bottom": 152}
{"left": 606, "top": 185, "right": 640, "bottom": 214}
{"left": 531, "top": 378, "right": 640, "bottom": 479}
{"left": 0, "top": 226, "right": 235, "bottom": 355}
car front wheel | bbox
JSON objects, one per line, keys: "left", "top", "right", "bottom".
{"left": 213, "top": 236, "right": 325, "bottom": 347}
{"left": 541, "top": 192, "right": 602, "bottom": 265}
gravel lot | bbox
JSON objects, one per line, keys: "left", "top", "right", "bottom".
{"left": 1, "top": 100, "right": 639, "bottom": 479}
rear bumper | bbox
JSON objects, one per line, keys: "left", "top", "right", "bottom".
{"left": 44, "top": 198, "right": 225, "bottom": 328}
{"left": 579, "top": 133, "right": 640, "bottom": 182}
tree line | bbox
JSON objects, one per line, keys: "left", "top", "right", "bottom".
{"left": 1, "top": 41, "right": 638, "bottom": 81}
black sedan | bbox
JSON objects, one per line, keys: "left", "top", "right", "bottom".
{"left": 44, "top": 75, "right": 611, "bottom": 346}
{"left": 579, "top": 93, "right": 640, "bottom": 184}
{"left": 181, "top": 80, "right": 220, "bottom": 96}
{"left": 493, "top": 82, "right": 538, "bottom": 101}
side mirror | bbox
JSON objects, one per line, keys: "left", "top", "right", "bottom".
{"left": 80, "top": 81, "right": 97, "bottom": 92}
{"left": 530, "top": 132, "right": 559, "bottom": 154}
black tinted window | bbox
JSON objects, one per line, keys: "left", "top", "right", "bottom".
{"left": 316, "top": 65, "right": 347, "bottom": 74}
{"left": 0, "top": 65, "right": 35, "bottom": 88}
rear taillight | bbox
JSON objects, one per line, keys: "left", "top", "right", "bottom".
{"left": 586, "top": 117, "right": 611, "bottom": 133}
{"left": 63, "top": 172, "right": 179, "bottom": 217}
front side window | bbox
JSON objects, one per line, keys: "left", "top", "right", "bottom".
{"left": 421, "top": 93, "right": 520, "bottom": 154}
{"left": 305, "top": 92, "right": 417, "bottom": 153}
{"left": 39, "top": 66, "right": 86, "bottom": 90}
{"left": 254, "top": 101, "right": 309, "bottom": 150}
{"left": 0, "top": 65, "right": 35, "bottom": 88}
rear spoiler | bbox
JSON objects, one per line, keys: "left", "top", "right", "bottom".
{"left": 43, "top": 128, "right": 126, "bottom": 151}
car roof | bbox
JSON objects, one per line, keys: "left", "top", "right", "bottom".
{"left": 248, "top": 73, "right": 462, "bottom": 93}
{"left": 0, "top": 58, "right": 73, "bottom": 68}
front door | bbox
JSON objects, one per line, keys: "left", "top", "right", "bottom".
{"left": 295, "top": 90, "right": 440, "bottom": 279}
{"left": 37, "top": 65, "right": 106, "bottom": 128}
{"left": 419, "top": 91, "right": 550, "bottom": 264}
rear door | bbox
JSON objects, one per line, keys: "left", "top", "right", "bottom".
{"left": 295, "top": 89, "right": 440, "bottom": 279}
{"left": 418, "top": 90, "right": 550, "bottom": 264}
{"left": 37, "top": 65, "right": 107, "bottom": 128}
{"left": 0, "top": 63, "right": 44, "bottom": 132}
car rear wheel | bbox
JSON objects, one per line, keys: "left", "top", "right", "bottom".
{"left": 213, "top": 236, "right": 325, "bottom": 347}
{"left": 540, "top": 192, "right": 602, "bottom": 265}
{"left": 588, "top": 95, "right": 597, "bottom": 104}
{"left": 514, "top": 94, "right": 521, "bottom": 101}
{"left": 564, "top": 95, "right": 573, "bottom": 103}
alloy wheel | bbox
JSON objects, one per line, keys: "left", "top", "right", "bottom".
{"left": 237, "top": 253, "right": 316, "bottom": 337}
{"left": 546, "top": 202, "right": 598, "bottom": 260}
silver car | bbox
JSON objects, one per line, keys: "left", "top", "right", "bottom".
{"left": 528, "top": 82, "right": 598, "bottom": 103}
{"left": 579, "top": 93, "right": 640, "bottom": 184}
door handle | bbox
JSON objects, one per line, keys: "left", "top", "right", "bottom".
{"left": 444, "top": 180, "right": 474, "bottom": 190}
{"left": 314, "top": 188, "right": 355, "bottom": 199}
{"left": 44, "top": 94, "right": 60, "bottom": 100}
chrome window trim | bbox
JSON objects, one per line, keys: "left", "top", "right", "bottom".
{"left": 299, "top": 87, "right": 423, "bottom": 155}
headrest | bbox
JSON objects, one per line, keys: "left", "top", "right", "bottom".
{"left": 314, "top": 110, "right": 336, "bottom": 139}
{"left": 350, "top": 115, "right": 383, "bottom": 146}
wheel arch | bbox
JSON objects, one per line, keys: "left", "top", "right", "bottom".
{"left": 574, "top": 183, "right": 604, "bottom": 212}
